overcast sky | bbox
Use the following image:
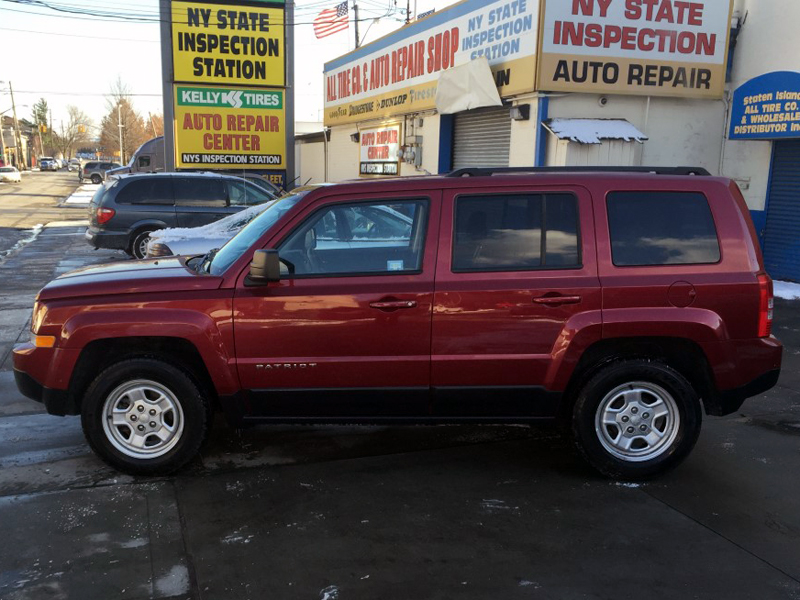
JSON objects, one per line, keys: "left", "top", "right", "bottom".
{"left": 0, "top": 0, "right": 437, "bottom": 133}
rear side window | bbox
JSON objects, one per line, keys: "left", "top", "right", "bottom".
{"left": 607, "top": 192, "right": 720, "bottom": 266}
{"left": 174, "top": 177, "right": 227, "bottom": 207}
{"left": 115, "top": 178, "right": 174, "bottom": 205}
{"left": 453, "top": 193, "right": 580, "bottom": 271}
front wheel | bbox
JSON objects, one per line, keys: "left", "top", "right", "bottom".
{"left": 572, "top": 359, "right": 702, "bottom": 480}
{"left": 90, "top": 174, "right": 102, "bottom": 184}
{"left": 81, "top": 358, "right": 210, "bottom": 475}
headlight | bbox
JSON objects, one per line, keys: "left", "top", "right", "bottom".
{"left": 147, "top": 242, "right": 173, "bottom": 257}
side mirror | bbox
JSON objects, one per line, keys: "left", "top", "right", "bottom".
{"left": 249, "top": 249, "right": 281, "bottom": 283}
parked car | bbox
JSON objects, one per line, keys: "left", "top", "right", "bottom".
{"left": 146, "top": 184, "right": 327, "bottom": 258}
{"left": 0, "top": 166, "right": 22, "bottom": 183}
{"left": 68, "top": 158, "right": 81, "bottom": 172}
{"left": 39, "top": 157, "right": 58, "bottom": 171}
{"left": 85, "top": 172, "right": 277, "bottom": 259}
{"left": 79, "top": 161, "right": 121, "bottom": 184}
{"left": 13, "top": 167, "right": 782, "bottom": 478}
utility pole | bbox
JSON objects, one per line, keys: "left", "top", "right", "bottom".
{"left": 9, "top": 82, "right": 26, "bottom": 170}
{"left": 353, "top": 0, "right": 360, "bottom": 49}
{"left": 118, "top": 103, "right": 125, "bottom": 164}
{"left": 405, "top": 0, "right": 410, "bottom": 24}
{"left": 148, "top": 112, "right": 158, "bottom": 138}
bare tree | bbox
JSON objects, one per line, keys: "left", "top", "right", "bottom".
{"left": 99, "top": 98, "right": 148, "bottom": 163}
{"left": 52, "top": 106, "right": 92, "bottom": 159}
{"left": 147, "top": 113, "right": 164, "bottom": 138}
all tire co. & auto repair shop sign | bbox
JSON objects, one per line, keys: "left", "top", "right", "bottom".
{"left": 162, "top": 0, "right": 292, "bottom": 178}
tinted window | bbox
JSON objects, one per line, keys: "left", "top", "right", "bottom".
{"left": 453, "top": 193, "right": 580, "bottom": 271}
{"left": 607, "top": 192, "right": 720, "bottom": 266}
{"left": 84, "top": 162, "right": 98, "bottom": 169}
{"left": 174, "top": 177, "right": 227, "bottom": 207}
{"left": 278, "top": 200, "right": 427, "bottom": 276}
{"left": 115, "top": 178, "right": 173, "bottom": 205}
{"left": 138, "top": 155, "right": 151, "bottom": 168}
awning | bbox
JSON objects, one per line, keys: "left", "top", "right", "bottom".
{"left": 435, "top": 56, "right": 502, "bottom": 115}
{"left": 543, "top": 118, "right": 648, "bottom": 144}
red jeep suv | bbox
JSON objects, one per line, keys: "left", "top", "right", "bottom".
{"left": 13, "top": 167, "right": 782, "bottom": 479}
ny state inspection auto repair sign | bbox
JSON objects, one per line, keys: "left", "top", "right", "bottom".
{"left": 538, "top": 0, "right": 733, "bottom": 98}
{"left": 174, "top": 85, "right": 286, "bottom": 168}
{"left": 172, "top": 0, "right": 285, "bottom": 86}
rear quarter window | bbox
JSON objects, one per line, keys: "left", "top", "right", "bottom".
{"left": 606, "top": 191, "right": 720, "bottom": 266}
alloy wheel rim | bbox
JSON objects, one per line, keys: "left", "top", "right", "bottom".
{"left": 594, "top": 381, "right": 680, "bottom": 462}
{"left": 102, "top": 379, "right": 185, "bottom": 459}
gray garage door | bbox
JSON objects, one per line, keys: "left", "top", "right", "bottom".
{"left": 763, "top": 140, "right": 800, "bottom": 282}
{"left": 452, "top": 107, "right": 511, "bottom": 170}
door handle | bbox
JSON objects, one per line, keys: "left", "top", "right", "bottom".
{"left": 369, "top": 300, "right": 417, "bottom": 310}
{"left": 533, "top": 295, "right": 582, "bottom": 306}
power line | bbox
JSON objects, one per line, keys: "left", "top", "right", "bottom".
{"left": 5, "top": 90, "right": 162, "bottom": 97}
{"left": 0, "top": 25, "right": 159, "bottom": 41}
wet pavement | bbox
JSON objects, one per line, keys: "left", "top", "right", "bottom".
{"left": 0, "top": 203, "right": 799, "bottom": 598}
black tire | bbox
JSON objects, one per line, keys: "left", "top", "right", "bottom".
{"left": 130, "top": 228, "right": 157, "bottom": 259}
{"left": 81, "top": 358, "right": 211, "bottom": 475}
{"left": 572, "top": 359, "right": 702, "bottom": 480}
{"left": 90, "top": 174, "right": 102, "bottom": 184}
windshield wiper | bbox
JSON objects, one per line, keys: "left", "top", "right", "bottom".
{"left": 198, "top": 248, "right": 220, "bottom": 273}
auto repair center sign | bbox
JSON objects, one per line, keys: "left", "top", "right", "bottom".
{"left": 360, "top": 124, "right": 402, "bottom": 175}
{"left": 323, "top": 0, "right": 540, "bottom": 126}
{"left": 174, "top": 84, "right": 286, "bottom": 168}
{"left": 538, "top": 0, "right": 733, "bottom": 98}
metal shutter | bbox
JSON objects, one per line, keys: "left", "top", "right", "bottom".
{"left": 763, "top": 140, "right": 800, "bottom": 282}
{"left": 452, "top": 107, "right": 511, "bottom": 170}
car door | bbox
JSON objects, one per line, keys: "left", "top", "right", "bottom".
{"left": 431, "top": 185, "right": 602, "bottom": 417}
{"left": 232, "top": 190, "right": 441, "bottom": 418}
{"left": 174, "top": 176, "right": 237, "bottom": 228}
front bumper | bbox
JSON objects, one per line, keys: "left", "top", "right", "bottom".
{"left": 14, "top": 369, "right": 77, "bottom": 416}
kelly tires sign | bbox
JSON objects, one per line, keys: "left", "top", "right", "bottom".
{"left": 359, "top": 123, "right": 402, "bottom": 176}
{"left": 173, "top": 84, "right": 286, "bottom": 169}
{"left": 537, "top": 0, "right": 733, "bottom": 99}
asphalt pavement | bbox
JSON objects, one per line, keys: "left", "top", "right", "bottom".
{"left": 0, "top": 178, "right": 799, "bottom": 600}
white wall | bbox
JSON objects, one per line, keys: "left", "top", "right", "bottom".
{"left": 508, "top": 94, "right": 539, "bottom": 167}
{"left": 721, "top": 0, "right": 800, "bottom": 211}
{"left": 296, "top": 139, "right": 327, "bottom": 185}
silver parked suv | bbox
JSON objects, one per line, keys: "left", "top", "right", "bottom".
{"left": 79, "top": 161, "right": 121, "bottom": 184}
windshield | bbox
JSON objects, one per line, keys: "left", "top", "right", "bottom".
{"left": 206, "top": 190, "right": 309, "bottom": 275}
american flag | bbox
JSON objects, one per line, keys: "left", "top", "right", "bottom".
{"left": 314, "top": 1, "right": 349, "bottom": 39}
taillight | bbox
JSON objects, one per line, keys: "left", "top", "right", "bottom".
{"left": 96, "top": 207, "right": 115, "bottom": 224}
{"left": 757, "top": 273, "right": 774, "bottom": 337}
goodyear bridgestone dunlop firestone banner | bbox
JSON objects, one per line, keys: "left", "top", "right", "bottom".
{"left": 174, "top": 84, "right": 286, "bottom": 169}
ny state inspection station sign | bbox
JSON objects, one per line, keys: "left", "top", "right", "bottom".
{"left": 171, "top": 0, "right": 285, "bottom": 86}
{"left": 174, "top": 84, "right": 286, "bottom": 169}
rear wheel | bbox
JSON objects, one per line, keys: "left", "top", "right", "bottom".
{"left": 81, "top": 358, "right": 210, "bottom": 475}
{"left": 90, "top": 174, "right": 102, "bottom": 184}
{"left": 572, "top": 359, "right": 702, "bottom": 480}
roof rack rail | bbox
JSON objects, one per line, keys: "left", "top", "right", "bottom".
{"left": 446, "top": 166, "right": 711, "bottom": 177}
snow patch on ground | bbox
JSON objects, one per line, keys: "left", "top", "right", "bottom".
{"left": 614, "top": 482, "right": 642, "bottom": 489}
{"left": 774, "top": 280, "right": 800, "bottom": 300}
{"left": 154, "top": 564, "right": 190, "bottom": 596}
{"left": 64, "top": 183, "right": 100, "bottom": 205}
{"left": 0, "top": 224, "right": 43, "bottom": 264}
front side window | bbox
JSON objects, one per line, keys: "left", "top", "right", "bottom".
{"left": 138, "top": 155, "right": 151, "bottom": 168}
{"left": 607, "top": 191, "right": 720, "bottom": 266}
{"left": 174, "top": 177, "right": 227, "bottom": 207}
{"left": 227, "top": 180, "right": 275, "bottom": 206}
{"left": 278, "top": 199, "right": 428, "bottom": 277}
{"left": 453, "top": 193, "right": 580, "bottom": 271}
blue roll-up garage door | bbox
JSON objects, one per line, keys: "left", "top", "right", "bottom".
{"left": 763, "top": 140, "right": 800, "bottom": 282}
